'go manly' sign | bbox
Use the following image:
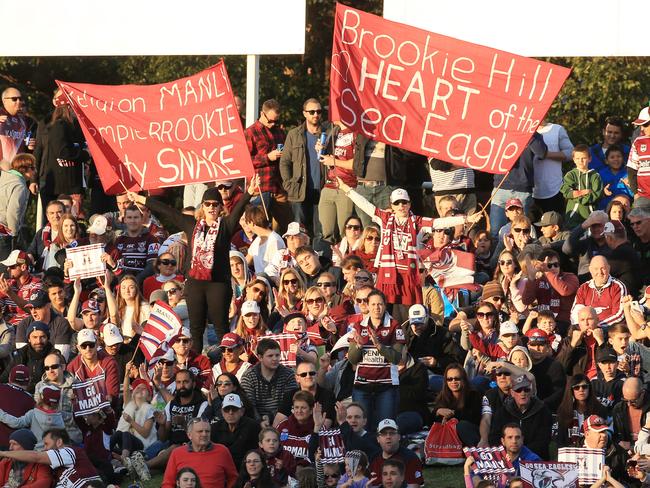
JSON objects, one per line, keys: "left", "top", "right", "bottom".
{"left": 329, "top": 4, "right": 571, "bottom": 174}
{"left": 57, "top": 61, "right": 254, "bottom": 194}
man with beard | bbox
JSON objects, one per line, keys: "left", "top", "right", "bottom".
{"left": 146, "top": 369, "right": 208, "bottom": 472}
{"left": 524, "top": 329, "right": 566, "bottom": 411}
{"left": 500, "top": 423, "right": 541, "bottom": 475}
{"left": 0, "top": 322, "right": 55, "bottom": 392}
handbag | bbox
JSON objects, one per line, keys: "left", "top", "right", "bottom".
{"left": 424, "top": 418, "right": 465, "bottom": 465}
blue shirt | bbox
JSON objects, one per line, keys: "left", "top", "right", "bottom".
{"left": 305, "top": 130, "right": 320, "bottom": 190}
{"left": 511, "top": 445, "right": 542, "bottom": 475}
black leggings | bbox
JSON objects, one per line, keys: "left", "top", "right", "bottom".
{"left": 185, "top": 278, "right": 232, "bottom": 352}
{"left": 110, "top": 431, "right": 144, "bottom": 454}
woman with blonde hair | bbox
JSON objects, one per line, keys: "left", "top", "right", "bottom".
{"left": 275, "top": 267, "right": 306, "bottom": 314}
{"left": 301, "top": 286, "right": 337, "bottom": 351}
{"left": 163, "top": 279, "right": 188, "bottom": 328}
{"left": 350, "top": 223, "right": 380, "bottom": 273}
{"left": 116, "top": 274, "right": 150, "bottom": 341}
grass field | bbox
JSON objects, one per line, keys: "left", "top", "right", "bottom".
{"left": 136, "top": 464, "right": 465, "bottom": 487}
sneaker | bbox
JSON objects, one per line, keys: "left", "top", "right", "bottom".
{"left": 130, "top": 451, "right": 151, "bottom": 481}
{"left": 123, "top": 455, "right": 133, "bottom": 476}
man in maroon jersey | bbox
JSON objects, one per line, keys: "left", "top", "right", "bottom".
{"left": 115, "top": 204, "right": 160, "bottom": 280}
{"left": 0, "top": 250, "right": 41, "bottom": 326}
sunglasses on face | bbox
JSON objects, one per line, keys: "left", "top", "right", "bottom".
{"left": 178, "top": 338, "right": 191, "bottom": 344}
{"left": 283, "top": 279, "right": 298, "bottom": 285}
{"left": 222, "top": 406, "right": 241, "bottom": 413}
{"left": 44, "top": 364, "right": 61, "bottom": 371}
{"left": 476, "top": 311, "right": 493, "bottom": 319}
{"left": 496, "top": 371, "right": 511, "bottom": 377}
{"left": 546, "top": 262, "right": 560, "bottom": 268}
{"left": 490, "top": 296, "right": 505, "bottom": 303}
{"left": 446, "top": 376, "right": 462, "bottom": 382}
{"left": 251, "top": 287, "right": 265, "bottom": 294}
{"left": 306, "top": 297, "right": 325, "bottom": 305}
{"left": 159, "top": 360, "right": 175, "bottom": 366}
{"left": 263, "top": 112, "right": 280, "bottom": 124}
{"left": 513, "top": 228, "right": 531, "bottom": 234}
{"left": 216, "top": 185, "right": 231, "bottom": 190}
{"left": 499, "top": 260, "right": 514, "bottom": 266}
{"left": 365, "top": 236, "right": 380, "bottom": 242}
{"left": 166, "top": 288, "right": 179, "bottom": 294}
{"left": 572, "top": 384, "right": 590, "bottom": 391}
{"left": 297, "top": 371, "right": 317, "bottom": 377}
{"left": 3, "top": 96, "right": 22, "bottom": 102}
{"left": 79, "top": 342, "right": 96, "bottom": 350}
{"left": 159, "top": 259, "right": 177, "bottom": 266}
{"left": 304, "top": 109, "right": 322, "bottom": 115}
{"left": 316, "top": 282, "right": 335, "bottom": 288}
{"left": 514, "top": 387, "right": 531, "bottom": 394}
{"left": 216, "top": 381, "right": 233, "bottom": 387}
{"left": 346, "top": 224, "right": 361, "bottom": 230}
{"left": 203, "top": 201, "right": 221, "bottom": 208}
{"left": 356, "top": 297, "right": 369, "bottom": 304}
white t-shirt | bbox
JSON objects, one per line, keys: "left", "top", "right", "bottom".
{"left": 534, "top": 123, "right": 574, "bottom": 199}
{"left": 248, "top": 231, "right": 286, "bottom": 274}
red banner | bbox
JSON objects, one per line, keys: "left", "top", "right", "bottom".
{"left": 329, "top": 4, "right": 571, "bottom": 174}
{"left": 266, "top": 333, "right": 298, "bottom": 367}
{"left": 57, "top": 61, "right": 254, "bottom": 194}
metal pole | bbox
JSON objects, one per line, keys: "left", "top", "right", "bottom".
{"left": 245, "top": 54, "right": 260, "bottom": 127}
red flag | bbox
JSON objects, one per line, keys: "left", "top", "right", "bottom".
{"left": 329, "top": 4, "right": 571, "bottom": 174}
{"left": 57, "top": 61, "right": 254, "bottom": 194}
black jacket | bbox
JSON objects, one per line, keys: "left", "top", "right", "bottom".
{"left": 211, "top": 416, "right": 261, "bottom": 468}
{"left": 591, "top": 372, "right": 625, "bottom": 414}
{"left": 405, "top": 319, "right": 463, "bottom": 375}
{"left": 398, "top": 359, "right": 431, "bottom": 425}
{"left": 612, "top": 393, "right": 650, "bottom": 444}
{"left": 489, "top": 396, "right": 553, "bottom": 459}
{"left": 530, "top": 356, "right": 566, "bottom": 412}
{"left": 0, "top": 342, "right": 56, "bottom": 393}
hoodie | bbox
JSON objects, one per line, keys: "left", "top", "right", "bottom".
{"left": 34, "top": 371, "right": 83, "bottom": 444}
{"left": 0, "top": 406, "right": 64, "bottom": 450}
{"left": 0, "top": 169, "right": 29, "bottom": 235}
{"left": 229, "top": 250, "right": 251, "bottom": 298}
{"left": 560, "top": 168, "right": 604, "bottom": 227}
{"left": 507, "top": 346, "right": 533, "bottom": 371}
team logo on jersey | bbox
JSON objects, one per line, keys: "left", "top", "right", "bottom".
{"left": 641, "top": 144, "right": 647, "bottom": 152}
{"left": 395, "top": 328, "right": 405, "bottom": 341}
{"left": 138, "top": 241, "right": 146, "bottom": 253}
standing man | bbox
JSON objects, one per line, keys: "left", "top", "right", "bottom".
{"left": 0, "top": 154, "right": 35, "bottom": 259}
{"left": 0, "top": 88, "right": 27, "bottom": 168}
{"left": 245, "top": 99, "right": 290, "bottom": 232}
{"left": 115, "top": 204, "right": 160, "bottom": 279}
{"left": 627, "top": 106, "right": 650, "bottom": 207}
{"left": 0, "top": 250, "right": 41, "bottom": 327}
{"left": 280, "top": 98, "right": 329, "bottom": 237}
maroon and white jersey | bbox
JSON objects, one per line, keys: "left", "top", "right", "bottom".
{"left": 352, "top": 314, "right": 405, "bottom": 386}
{"left": 277, "top": 415, "right": 313, "bottom": 464}
{"left": 570, "top": 276, "right": 626, "bottom": 327}
{"left": 0, "top": 275, "right": 41, "bottom": 326}
{"left": 115, "top": 231, "right": 159, "bottom": 274}
{"left": 627, "top": 135, "right": 650, "bottom": 197}
{"left": 47, "top": 446, "right": 101, "bottom": 488}
{"left": 0, "top": 112, "right": 26, "bottom": 164}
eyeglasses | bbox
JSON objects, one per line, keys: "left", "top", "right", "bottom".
{"left": 446, "top": 377, "right": 462, "bottom": 382}
{"left": 392, "top": 200, "right": 409, "bottom": 206}
{"left": 346, "top": 224, "right": 361, "bottom": 230}
{"left": 499, "top": 260, "right": 513, "bottom": 266}
{"left": 216, "top": 381, "right": 233, "bottom": 387}
{"left": 283, "top": 279, "right": 298, "bottom": 285}
{"left": 304, "top": 109, "right": 323, "bottom": 115}
{"left": 365, "top": 236, "right": 380, "bottom": 242}
{"left": 306, "top": 297, "right": 325, "bottom": 305}
{"left": 159, "top": 259, "right": 177, "bottom": 266}
{"left": 476, "top": 311, "right": 494, "bottom": 319}
{"left": 356, "top": 297, "right": 369, "bottom": 304}
{"left": 263, "top": 112, "right": 280, "bottom": 124}
{"left": 44, "top": 364, "right": 61, "bottom": 371}
{"left": 546, "top": 262, "right": 560, "bottom": 268}
{"left": 513, "top": 228, "right": 531, "bottom": 234}
{"left": 496, "top": 371, "right": 511, "bottom": 377}
{"left": 316, "top": 282, "right": 335, "bottom": 288}
{"left": 79, "top": 342, "right": 96, "bottom": 350}
{"left": 297, "top": 371, "right": 317, "bottom": 377}
{"left": 514, "top": 387, "right": 531, "bottom": 394}
{"left": 572, "top": 384, "right": 590, "bottom": 391}
{"left": 166, "top": 288, "right": 179, "bottom": 294}
{"left": 178, "top": 338, "right": 191, "bottom": 344}
{"left": 203, "top": 201, "right": 221, "bottom": 208}
{"left": 3, "top": 96, "right": 22, "bottom": 102}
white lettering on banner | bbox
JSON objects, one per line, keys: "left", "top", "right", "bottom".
{"left": 66, "top": 88, "right": 148, "bottom": 114}
{"left": 323, "top": 446, "right": 344, "bottom": 459}
{"left": 362, "top": 348, "right": 386, "bottom": 364}
{"left": 159, "top": 69, "right": 229, "bottom": 110}
{"left": 157, "top": 145, "right": 238, "bottom": 184}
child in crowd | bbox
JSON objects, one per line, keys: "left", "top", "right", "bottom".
{"left": 522, "top": 311, "right": 561, "bottom": 352}
{"left": 283, "top": 312, "right": 318, "bottom": 365}
{"left": 337, "top": 450, "right": 370, "bottom": 488}
{"left": 470, "top": 321, "right": 520, "bottom": 360}
{"left": 259, "top": 427, "right": 297, "bottom": 487}
{"left": 473, "top": 230, "right": 494, "bottom": 284}
{"left": 560, "top": 144, "right": 603, "bottom": 228}
{"left": 0, "top": 385, "right": 64, "bottom": 450}
{"left": 598, "top": 144, "right": 634, "bottom": 209}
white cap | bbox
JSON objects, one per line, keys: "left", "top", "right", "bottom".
{"left": 222, "top": 393, "right": 243, "bottom": 409}
{"left": 241, "top": 300, "right": 261, "bottom": 315}
{"left": 633, "top": 107, "right": 650, "bottom": 126}
{"left": 0, "top": 250, "right": 27, "bottom": 267}
{"left": 161, "top": 348, "right": 175, "bottom": 362}
{"left": 102, "top": 323, "right": 123, "bottom": 346}
{"left": 377, "top": 418, "right": 399, "bottom": 432}
{"left": 390, "top": 188, "right": 410, "bottom": 204}
{"left": 283, "top": 222, "right": 307, "bottom": 238}
{"left": 87, "top": 215, "right": 108, "bottom": 235}
{"left": 499, "top": 321, "right": 519, "bottom": 337}
{"left": 77, "top": 328, "right": 97, "bottom": 344}
{"left": 408, "top": 304, "right": 427, "bottom": 323}
{"left": 180, "top": 327, "right": 191, "bottom": 339}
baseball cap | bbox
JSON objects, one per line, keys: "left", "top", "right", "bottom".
{"left": 390, "top": 188, "right": 410, "bottom": 204}
{"left": 535, "top": 211, "right": 562, "bottom": 227}
{"left": 583, "top": 415, "right": 608, "bottom": 432}
{"left": 633, "top": 107, "right": 650, "bottom": 126}
{"left": 505, "top": 198, "right": 523, "bottom": 209}
{"left": 377, "top": 418, "right": 399, "bottom": 433}
{"left": 525, "top": 328, "right": 549, "bottom": 344}
{"left": 9, "top": 365, "right": 30, "bottom": 385}
{"left": 41, "top": 386, "right": 61, "bottom": 408}
{"left": 160, "top": 348, "right": 175, "bottom": 362}
{"left": 25, "top": 289, "right": 49, "bottom": 309}
{"left": 499, "top": 321, "right": 519, "bottom": 337}
{"left": 0, "top": 250, "right": 28, "bottom": 267}
{"left": 283, "top": 311, "right": 306, "bottom": 326}
{"left": 130, "top": 378, "right": 153, "bottom": 397}
{"left": 222, "top": 393, "right": 243, "bottom": 409}
{"left": 283, "top": 222, "right": 307, "bottom": 238}
{"left": 602, "top": 220, "right": 625, "bottom": 237}
{"left": 596, "top": 346, "right": 618, "bottom": 363}
{"left": 512, "top": 374, "right": 532, "bottom": 392}
{"left": 102, "top": 323, "right": 123, "bottom": 346}
{"left": 241, "top": 300, "right": 261, "bottom": 316}
{"left": 408, "top": 304, "right": 427, "bottom": 324}
{"left": 220, "top": 333, "right": 244, "bottom": 349}
{"left": 87, "top": 214, "right": 108, "bottom": 235}
{"left": 26, "top": 321, "right": 50, "bottom": 338}
{"left": 81, "top": 299, "right": 100, "bottom": 314}
{"left": 77, "top": 328, "right": 97, "bottom": 345}
{"left": 481, "top": 281, "right": 505, "bottom": 301}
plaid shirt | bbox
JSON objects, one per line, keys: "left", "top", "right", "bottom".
{"left": 245, "top": 120, "right": 285, "bottom": 193}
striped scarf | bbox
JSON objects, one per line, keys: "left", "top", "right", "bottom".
{"left": 375, "top": 212, "right": 418, "bottom": 286}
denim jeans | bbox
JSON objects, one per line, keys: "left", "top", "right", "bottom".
{"left": 489, "top": 189, "right": 532, "bottom": 239}
{"left": 143, "top": 440, "right": 169, "bottom": 460}
{"left": 354, "top": 184, "right": 394, "bottom": 228}
{"left": 352, "top": 386, "right": 399, "bottom": 432}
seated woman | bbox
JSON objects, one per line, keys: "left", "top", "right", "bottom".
{"left": 142, "top": 252, "right": 184, "bottom": 300}
{"left": 350, "top": 223, "right": 380, "bottom": 274}
{"left": 269, "top": 268, "right": 306, "bottom": 329}
{"left": 433, "top": 364, "right": 482, "bottom": 446}
{"left": 332, "top": 216, "right": 363, "bottom": 267}
{"left": 208, "top": 372, "right": 257, "bottom": 423}
{"left": 275, "top": 390, "right": 316, "bottom": 466}
{"left": 234, "top": 300, "right": 269, "bottom": 363}
{"left": 301, "top": 286, "right": 337, "bottom": 352}
{"left": 211, "top": 333, "right": 251, "bottom": 381}
{"left": 163, "top": 279, "right": 188, "bottom": 328}
{"left": 234, "top": 449, "right": 278, "bottom": 488}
